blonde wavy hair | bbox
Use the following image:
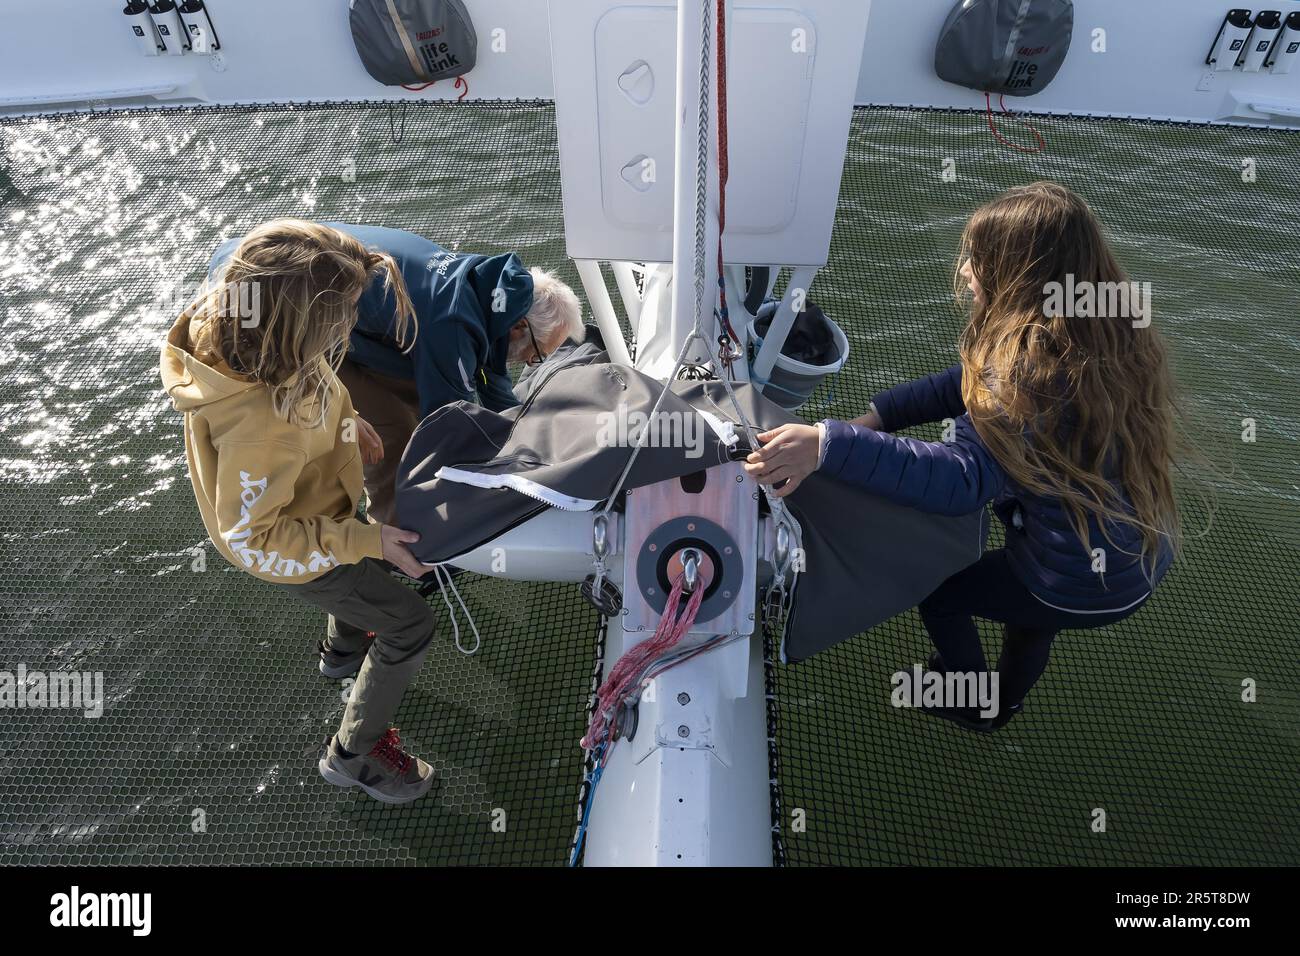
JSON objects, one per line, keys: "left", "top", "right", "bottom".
{"left": 190, "top": 219, "right": 415, "bottom": 428}
{"left": 955, "top": 182, "right": 1180, "bottom": 575}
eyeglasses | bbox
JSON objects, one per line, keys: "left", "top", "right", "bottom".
{"left": 525, "top": 321, "right": 547, "bottom": 366}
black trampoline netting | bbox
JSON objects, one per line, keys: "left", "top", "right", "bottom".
{"left": 0, "top": 103, "right": 1296, "bottom": 866}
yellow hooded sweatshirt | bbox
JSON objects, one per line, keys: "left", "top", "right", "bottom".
{"left": 160, "top": 312, "right": 384, "bottom": 584}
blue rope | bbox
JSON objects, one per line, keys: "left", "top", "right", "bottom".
{"left": 824, "top": 366, "right": 842, "bottom": 409}
{"left": 568, "top": 744, "right": 607, "bottom": 867}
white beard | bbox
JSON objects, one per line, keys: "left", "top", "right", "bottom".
{"left": 506, "top": 335, "right": 533, "bottom": 365}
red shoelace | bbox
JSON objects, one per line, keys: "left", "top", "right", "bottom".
{"left": 369, "top": 728, "right": 412, "bottom": 774}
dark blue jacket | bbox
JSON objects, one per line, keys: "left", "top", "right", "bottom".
{"left": 819, "top": 365, "right": 1172, "bottom": 613}
{"left": 210, "top": 223, "right": 529, "bottom": 419}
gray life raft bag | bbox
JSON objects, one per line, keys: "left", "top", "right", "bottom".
{"left": 935, "top": 0, "right": 1073, "bottom": 96}
{"left": 350, "top": 0, "right": 477, "bottom": 86}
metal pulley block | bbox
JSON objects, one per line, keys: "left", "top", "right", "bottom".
{"left": 581, "top": 573, "right": 623, "bottom": 617}
{"left": 611, "top": 697, "right": 639, "bottom": 743}
{"left": 582, "top": 512, "right": 623, "bottom": 616}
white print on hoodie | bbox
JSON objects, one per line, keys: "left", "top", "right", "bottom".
{"left": 222, "top": 471, "right": 340, "bottom": 578}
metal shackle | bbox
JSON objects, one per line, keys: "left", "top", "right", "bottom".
{"left": 680, "top": 548, "right": 702, "bottom": 593}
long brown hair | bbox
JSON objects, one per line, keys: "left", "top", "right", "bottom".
{"left": 956, "top": 182, "right": 1179, "bottom": 575}
{"left": 190, "top": 219, "right": 415, "bottom": 427}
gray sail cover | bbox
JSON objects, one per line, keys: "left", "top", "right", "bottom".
{"left": 394, "top": 354, "right": 987, "bottom": 661}
{"left": 935, "top": 0, "right": 1073, "bottom": 97}
{"left": 350, "top": 0, "right": 477, "bottom": 86}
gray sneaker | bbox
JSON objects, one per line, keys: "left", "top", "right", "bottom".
{"left": 318, "top": 729, "right": 435, "bottom": 804}
{"left": 317, "top": 633, "right": 373, "bottom": 679}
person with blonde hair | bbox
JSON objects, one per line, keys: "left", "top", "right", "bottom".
{"left": 163, "top": 219, "right": 440, "bottom": 803}
{"left": 208, "top": 223, "right": 583, "bottom": 531}
{"left": 745, "top": 182, "right": 1179, "bottom": 731}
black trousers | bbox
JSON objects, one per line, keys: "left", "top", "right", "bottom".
{"left": 918, "top": 549, "right": 1142, "bottom": 709}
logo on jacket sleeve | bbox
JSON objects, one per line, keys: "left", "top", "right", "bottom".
{"left": 222, "top": 471, "right": 339, "bottom": 577}
{"left": 426, "top": 250, "right": 458, "bottom": 278}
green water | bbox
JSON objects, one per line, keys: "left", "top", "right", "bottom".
{"left": 0, "top": 104, "right": 1296, "bottom": 865}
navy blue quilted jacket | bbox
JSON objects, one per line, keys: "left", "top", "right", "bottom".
{"left": 819, "top": 365, "right": 1172, "bottom": 613}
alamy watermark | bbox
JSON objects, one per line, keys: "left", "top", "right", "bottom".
{"left": 50, "top": 886, "right": 151, "bottom": 936}
{"left": 155, "top": 277, "right": 262, "bottom": 328}
{"left": 1043, "top": 275, "right": 1152, "bottom": 328}
{"left": 891, "top": 663, "right": 1000, "bottom": 719}
{"left": 596, "top": 402, "right": 706, "bottom": 460}
{"left": 0, "top": 665, "right": 104, "bottom": 718}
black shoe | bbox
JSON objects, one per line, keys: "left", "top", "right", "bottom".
{"left": 317, "top": 634, "right": 373, "bottom": 679}
{"left": 989, "top": 701, "right": 1023, "bottom": 730}
{"left": 919, "top": 705, "right": 996, "bottom": 734}
{"left": 915, "top": 655, "right": 1003, "bottom": 738}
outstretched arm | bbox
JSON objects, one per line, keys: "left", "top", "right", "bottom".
{"left": 743, "top": 413, "right": 1004, "bottom": 516}
{"left": 818, "top": 415, "right": 1004, "bottom": 516}
{"left": 870, "top": 364, "right": 965, "bottom": 432}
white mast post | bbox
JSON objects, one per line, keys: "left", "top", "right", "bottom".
{"left": 581, "top": 0, "right": 774, "bottom": 868}
{"left": 544, "top": 0, "right": 872, "bottom": 866}
{"left": 669, "top": 0, "right": 721, "bottom": 367}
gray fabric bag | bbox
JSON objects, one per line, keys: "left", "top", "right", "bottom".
{"left": 514, "top": 325, "right": 608, "bottom": 404}
{"left": 394, "top": 358, "right": 987, "bottom": 661}
{"left": 935, "top": 0, "right": 1073, "bottom": 96}
{"left": 350, "top": 0, "right": 477, "bottom": 86}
